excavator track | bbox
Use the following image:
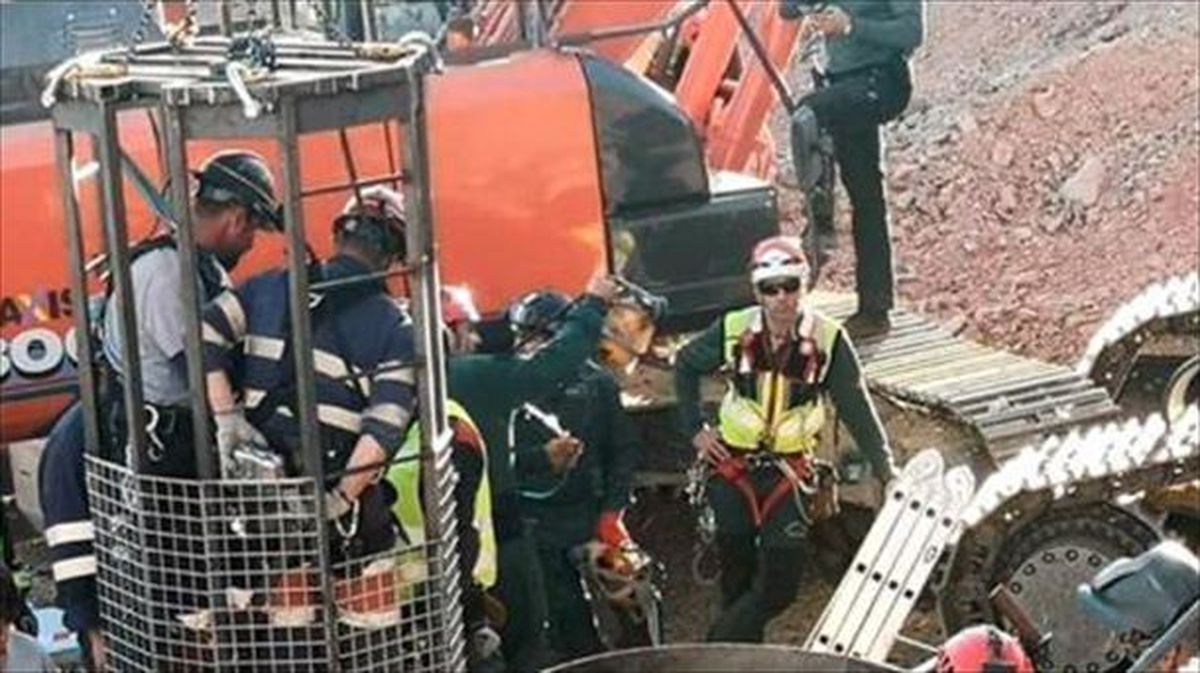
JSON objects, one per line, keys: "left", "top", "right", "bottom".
{"left": 939, "top": 406, "right": 1198, "bottom": 670}
{"left": 807, "top": 276, "right": 1198, "bottom": 670}
{"left": 1078, "top": 272, "right": 1200, "bottom": 414}
{"left": 628, "top": 274, "right": 1197, "bottom": 669}
{"left": 805, "top": 293, "right": 1124, "bottom": 464}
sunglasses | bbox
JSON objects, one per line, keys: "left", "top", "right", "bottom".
{"left": 756, "top": 278, "right": 801, "bottom": 296}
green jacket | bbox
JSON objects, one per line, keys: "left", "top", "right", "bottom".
{"left": 448, "top": 295, "right": 608, "bottom": 499}
{"left": 824, "top": 0, "right": 925, "bottom": 75}
{"left": 514, "top": 361, "right": 638, "bottom": 546}
{"left": 674, "top": 308, "right": 896, "bottom": 481}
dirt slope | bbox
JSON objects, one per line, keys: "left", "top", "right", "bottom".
{"left": 777, "top": 0, "right": 1199, "bottom": 364}
{"left": 650, "top": 0, "right": 1200, "bottom": 648}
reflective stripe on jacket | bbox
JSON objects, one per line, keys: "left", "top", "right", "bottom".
{"left": 718, "top": 306, "right": 840, "bottom": 454}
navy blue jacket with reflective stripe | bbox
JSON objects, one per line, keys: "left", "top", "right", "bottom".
{"left": 203, "top": 255, "right": 416, "bottom": 476}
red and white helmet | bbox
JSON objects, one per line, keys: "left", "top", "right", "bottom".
{"left": 334, "top": 186, "right": 407, "bottom": 259}
{"left": 937, "top": 625, "right": 1035, "bottom": 673}
{"left": 340, "top": 185, "right": 405, "bottom": 221}
{"left": 749, "top": 235, "right": 809, "bottom": 285}
{"left": 442, "top": 285, "right": 480, "bottom": 326}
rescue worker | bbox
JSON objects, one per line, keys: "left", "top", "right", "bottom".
{"left": 38, "top": 149, "right": 280, "bottom": 669}
{"left": 202, "top": 186, "right": 414, "bottom": 623}
{"left": 447, "top": 275, "right": 621, "bottom": 672}
{"left": 508, "top": 291, "right": 639, "bottom": 663}
{"left": 781, "top": 0, "right": 925, "bottom": 336}
{"left": 674, "top": 235, "right": 897, "bottom": 643}
{"left": 386, "top": 285, "right": 501, "bottom": 671}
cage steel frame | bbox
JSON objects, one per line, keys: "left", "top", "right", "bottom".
{"left": 49, "top": 31, "right": 465, "bottom": 672}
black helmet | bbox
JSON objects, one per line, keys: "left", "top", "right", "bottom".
{"left": 508, "top": 290, "right": 570, "bottom": 341}
{"left": 193, "top": 150, "right": 282, "bottom": 230}
{"left": 333, "top": 186, "right": 407, "bottom": 261}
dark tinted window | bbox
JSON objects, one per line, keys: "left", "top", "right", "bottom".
{"left": 1, "top": 2, "right": 160, "bottom": 125}
{"left": 580, "top": 53, "right": 709, "bottom": 216}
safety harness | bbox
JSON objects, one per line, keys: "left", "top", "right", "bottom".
{"left": 708, "top": 306, "right": 842, "bottom": 526}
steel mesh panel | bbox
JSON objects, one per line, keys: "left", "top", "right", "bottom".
{"left": 87, "top": 456, "right": 466, "bottom": 671}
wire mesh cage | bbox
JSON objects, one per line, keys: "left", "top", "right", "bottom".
{"left": 88, "top": 455, "right": 462, "bottom": 672}
{"left": 47, "top": 14, "right": 466, "bottom": 670}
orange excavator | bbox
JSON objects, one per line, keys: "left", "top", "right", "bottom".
{"left": 0, "top": 0, "right": 805, "bottom": 445}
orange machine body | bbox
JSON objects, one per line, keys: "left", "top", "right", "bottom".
{"left": 2, "top": 6, "right": 786, "bottom": 443}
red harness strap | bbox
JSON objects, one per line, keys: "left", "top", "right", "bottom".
{"left": 715, "top": 453, "right": 814, "bottom": 528}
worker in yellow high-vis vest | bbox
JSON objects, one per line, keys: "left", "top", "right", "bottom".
{"left": 386, "top": 286, "right": 499, "bottom": 670}
{"left": 674, "top": 235, "right": 897, "bottom": 643}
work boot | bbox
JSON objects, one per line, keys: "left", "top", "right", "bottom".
{"left": 844, "top": 310, "right": 891, "bottom": 338}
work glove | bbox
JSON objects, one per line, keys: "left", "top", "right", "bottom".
{"left": 214, "top": 407, "right": 268, "bottom": 477}
{"left": 595, "top": 510, "right": 633, "bottom": 550}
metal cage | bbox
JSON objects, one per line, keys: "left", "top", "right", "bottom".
{"left": 49, "top": 28, "right": 464, "bottom": 672}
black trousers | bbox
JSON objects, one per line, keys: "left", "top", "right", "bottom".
{"left": 705, "top": 467, "right": 809, "bottom": 643}
{"left": 798, "top": 59, "right": 913, "bottom": 314}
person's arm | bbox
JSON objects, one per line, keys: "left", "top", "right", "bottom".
{"left": 513, "top": 433, "right": 562, "bottom": 479}
{"left": 347, "top": 319, "right": 417, "bottom": 499}
{"left": 826, "top": 331, "right": 897, "bottom": 482}
{"left": 673, "top": 319, "right": 725, "bottom": 438}
{"left": 843, "top": 0, "right": 924, "bottom": 52}
{"left": 37, "top": 404, "right": 100, "bottom": 646}
{"left": 202, "top": 288, "right": 250, "bottom": 382}
{"left": 510, "top": 294, "right": 608, "bottom": 399}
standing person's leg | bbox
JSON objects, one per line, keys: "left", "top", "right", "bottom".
{"left": 830, "top": 62, "right": 914, "bottom": 331}
{"left": 794, "top": 76, "right": 877, "bottom": 284}
{"left": 833, "top": 122, "right": 894, "bottom": 319}
{"left": 705, "top": 475, "right": 763, "bottom": 642}
{"left": 496, "top": 522, "right": 551, "bottom": 672}
{"left": 706, "top": 470, "right": 807, "bottom": 643}
{"left": 537, "top": 542, "right": 600, "bottom": 662}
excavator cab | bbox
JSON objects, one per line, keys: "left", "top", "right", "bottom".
{"left": 427, "top": 47, "right": 779, "bottom": 332}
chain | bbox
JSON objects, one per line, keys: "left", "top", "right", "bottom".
{"left": 166, "top": 0, "right": 200, "bottom": 50}
{"left": 244, "top": 0, "right": 261, "bottom": 31}
{"left": 309, "top": 0, "right": 354, "bottom": 48}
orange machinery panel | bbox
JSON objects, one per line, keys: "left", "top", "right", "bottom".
{"left": 0, "top": 113, "right": 400, "bottom": 441}
{"left": 427, "top": 49, "right": 607, "bottom": 316}
{"left": 551, "top": 0, "right": 677, "bottom": 66}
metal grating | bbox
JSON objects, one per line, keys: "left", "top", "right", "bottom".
{"left": 88, "top": 456, "right": 462, "bottom": 672}
{"left": 806, "top": 293, "right": 1123, "bottom": 462}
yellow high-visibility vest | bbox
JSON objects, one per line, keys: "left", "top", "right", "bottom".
{"left": 717, "top": 307, "right": 840, "bottom": 454}
{"left": 387, "top": 398, "right": 498, "bottom": 588}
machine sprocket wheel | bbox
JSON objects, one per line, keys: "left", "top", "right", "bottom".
{"left": 1163, "top": 354, "right": 1200, "bottom": 423}
{"left": 992, "top": 503, "right": 1160, "bottom": 673}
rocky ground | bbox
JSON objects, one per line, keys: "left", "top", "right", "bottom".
{"left": 8, "top": 2, "right": 1196, "bottom": 667}
{"left": 777, "top": 0, "right": 1199, "bottom": 364}
{"left": 654, "top": 0, "right": 1199, "bottom": 654}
